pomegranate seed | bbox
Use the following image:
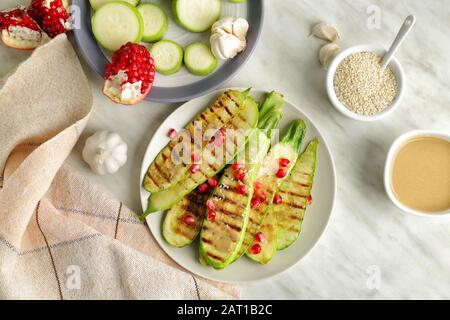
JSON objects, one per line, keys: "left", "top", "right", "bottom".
{"left": 214, "top": 129, "right": 225, "bottom": 147}
{"left": 231, "top": 162, "right": 243, "bottom": 171}
{"left": 251, "top": 198, "right": 261, "bottom": 208}
{"left": 273, "top": 194, "right": 282, "bottom": 205}
{"left": 190, "top": 164, "right": 200, "bottom": 174}
{"left": 255, "top": 191, "right": 266, "bottom": 202}
{"left": 254, "top": 181, "right": 262, "bottom": 190}
{"left": 234, "top": 169, "right": 246, "bottom": 181}
{"left": 207, "top": 211, "right": 216, "bottom": 222}
{"left": 236, "top": 184, "right": 247, "bottom": 195}
{"left": 276, "top": 169, "right": 287, "bottom": 178}
{"left": 250, "top": 244, "right": 262, "bottom": 255}
{"left": 254, "top": 232, "right": 265, "bottom": 243}
{"left": 279, "top": 158, "right": 290, "bottom": 168}
{"left": 208, "top": 178, "right": 218, "bottom": 188}
{"left": 206, "top": 199, "right": 216, "bottom": 212}
{"left": 191, "top": 152, "right": 201, "bottom": 163}
{"left": 198, "top": 183, "right": 209, "bottom": 194}
{"left": 308, "top": 195, "right": 313, "bottom": 205}
{"left": 167, "top": 128, "right": 177, "bottom": 139}
{"left": 183, "top": 214, "right": 195, "bottom": 225}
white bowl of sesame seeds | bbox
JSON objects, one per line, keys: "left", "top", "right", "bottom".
{"left": 326, "top": 45, "right": 405, "bottom": 122}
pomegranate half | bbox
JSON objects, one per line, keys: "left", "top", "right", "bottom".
{"left": 0, "top": 8, "right": 49, "bottom": 50}
{"left": 103, "top": 42, "right": 156, "bottom": 105}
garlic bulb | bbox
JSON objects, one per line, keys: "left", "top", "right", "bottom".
{"left": 82, "top": 131, "right": 128, "bottom": 175}
{"left": 210, "top": 17, "right": 249, "bottom": 60}
{"left": 319, "top": 43, "right": 340, "bottom": 69}
{"left": 312, "top": 22, "right": 340, "bottom": 42}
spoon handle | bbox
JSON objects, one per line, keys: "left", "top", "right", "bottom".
{"left": 380, "top": 15, "right": 416, "bottom": 71}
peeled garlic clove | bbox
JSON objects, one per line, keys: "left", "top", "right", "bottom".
{"left": 312, "top": 22, "right": 340, "bottom": 42}
{"left": 319, "top": 43, "right": 340, "bottom": 69}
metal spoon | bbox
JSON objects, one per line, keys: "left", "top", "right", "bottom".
{"left": 380, "top": 15, "right": 416, "bottom": 71}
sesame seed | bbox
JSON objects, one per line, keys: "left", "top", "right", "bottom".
{"left": 333, "top": 51, "right": 398, "bottom": 116}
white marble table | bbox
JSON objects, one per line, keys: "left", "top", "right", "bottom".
{"left": 1, "top": 0, "right": 449, "bottom": 299}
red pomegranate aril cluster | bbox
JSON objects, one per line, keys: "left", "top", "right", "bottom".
{"left": 28, "top": 0, "right": 69, "bottom": 38}
{"left": 213, "top": 128, "right": 226, "bottom": 147}
{"left": 183, "top": 214, "right": 195, "bottom": 226}
{"left": 0, "top": 9, "right": 41, "bottom": 31}
{"left": 279, "top": 158, "right": 290, "bottom": 168}
{"left": 198, "top": 183, "right": 209, "bottom": 194}
{"left": 234, "top": 169, "right": 246, "bottom": 181}
{"left": 105, "top": 42, "right": 155, "bottom": 94}
{"left": 206, "top": 200, "right": 217, "bottom": 222}
{"left": 207, "top": 178, "right": 218, "bottom": 188}
{"left": 250, "top": 244, "right": 262, "bottom": 255}
{"left": 191, "top": 152, "right": 201, "bottom": 163}
{"left": 207, "top": 210, "right": 216, "bottom": 222}
{"left": 276, "top": 168, "right": 287, "bottom": 178}
{"left": 273, "top": 194, "right": 282, "bottom": 205}
{"left": 231, "top": 162, "right": 243, "bottom": 171}
{"left": 167, "top": 128, "right": 177, "bottom": 139}
{"left": 254, "top": 232, "right": 265, "bottom": 243}
{"left": 236, "top": 184, "right": 247, "bottom": 195}
{"left": 251, "top": 197, "right": 261, "bottom": 208}
{"left": 254, "top": 181, "right": 262, "bottom": 190}
{"left": 190, "top": 163, "right": 200, "bottom": 174}
{"left": 206, "top": 199, "right": 216, "bottom": 211}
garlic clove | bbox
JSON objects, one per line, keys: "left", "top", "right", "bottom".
{"left": 232, "top": 18, "right": 249, "bottom": 40}
{"left": 319, "top": 43, "right": 340, "bottom": 69}
{"left": 312, "top": 22, "right": 340, "bottom": 42}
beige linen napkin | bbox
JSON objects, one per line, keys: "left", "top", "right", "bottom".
{"left": 0, "top": 35, "right": 239, "bottom": 300}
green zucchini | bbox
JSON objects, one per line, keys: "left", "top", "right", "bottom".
{"left": 199, "top": 92, "right": 284, "bottom": 269}
{"left": 141, "top": 95, "right": 259, "bottom": 218}
{"left": 172, "top": 0, "right": 222, "bottom": 33}
{"left": 276, "top": 138, "right": 319, "bottom": 250}
{"left": 162, "top": 187, "right": 211, "bottom": 248}
{"left": 143, "top": 89, "right": 251, "bottom": 193}
{"left": 237, "top": 120, "right": 307, "bottom": 259}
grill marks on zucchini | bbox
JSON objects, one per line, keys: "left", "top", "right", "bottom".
{"left": 276, "top": 139, "right": 319, "bottom": 251}
{"left": 143, "top": 90, "right": 248, "bottom": 193}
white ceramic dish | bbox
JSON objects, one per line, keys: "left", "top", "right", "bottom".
{"left": 326, "top": 45, "right": 405, "bottom": 122}
{"left": 384, "top": 129, "right": 450, "bottom": 217}
{"left": 139, "top": 88, "right": 337, "bottom": 283}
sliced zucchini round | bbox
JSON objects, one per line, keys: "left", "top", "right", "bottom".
{"left": 89, "top": 0, "right": 139, "bottom": 11}
{"left": 172, "top": 0, "right": 222, "bottom": 33}
{"left": 150, "top": 40, "right": 184, "bottom": 75}
{"left": 137, "top": 3, "right": 168, "bottom": 43}
{"left": 92, "top": 2, "right": 143, "bottom": 52}
{"left": 184, "top": 42, "right": 217, "bottom": 76}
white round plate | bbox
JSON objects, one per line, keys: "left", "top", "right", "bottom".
{"left": 140, "top": 89, "right": 336, "bottom": 283}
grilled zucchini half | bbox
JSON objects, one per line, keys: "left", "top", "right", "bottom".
{"left": 237, "top": 120, "right": 307, "bottom": 260}
{"left": 143, "top": 89, "right": 251, "bottom": 193}
{"left": 276, "top": 138, "right": 319, "bottom": 250}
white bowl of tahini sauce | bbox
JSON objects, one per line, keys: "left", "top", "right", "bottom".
{"left": 384, "top": 130, "right": 450, "bottom": 217}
